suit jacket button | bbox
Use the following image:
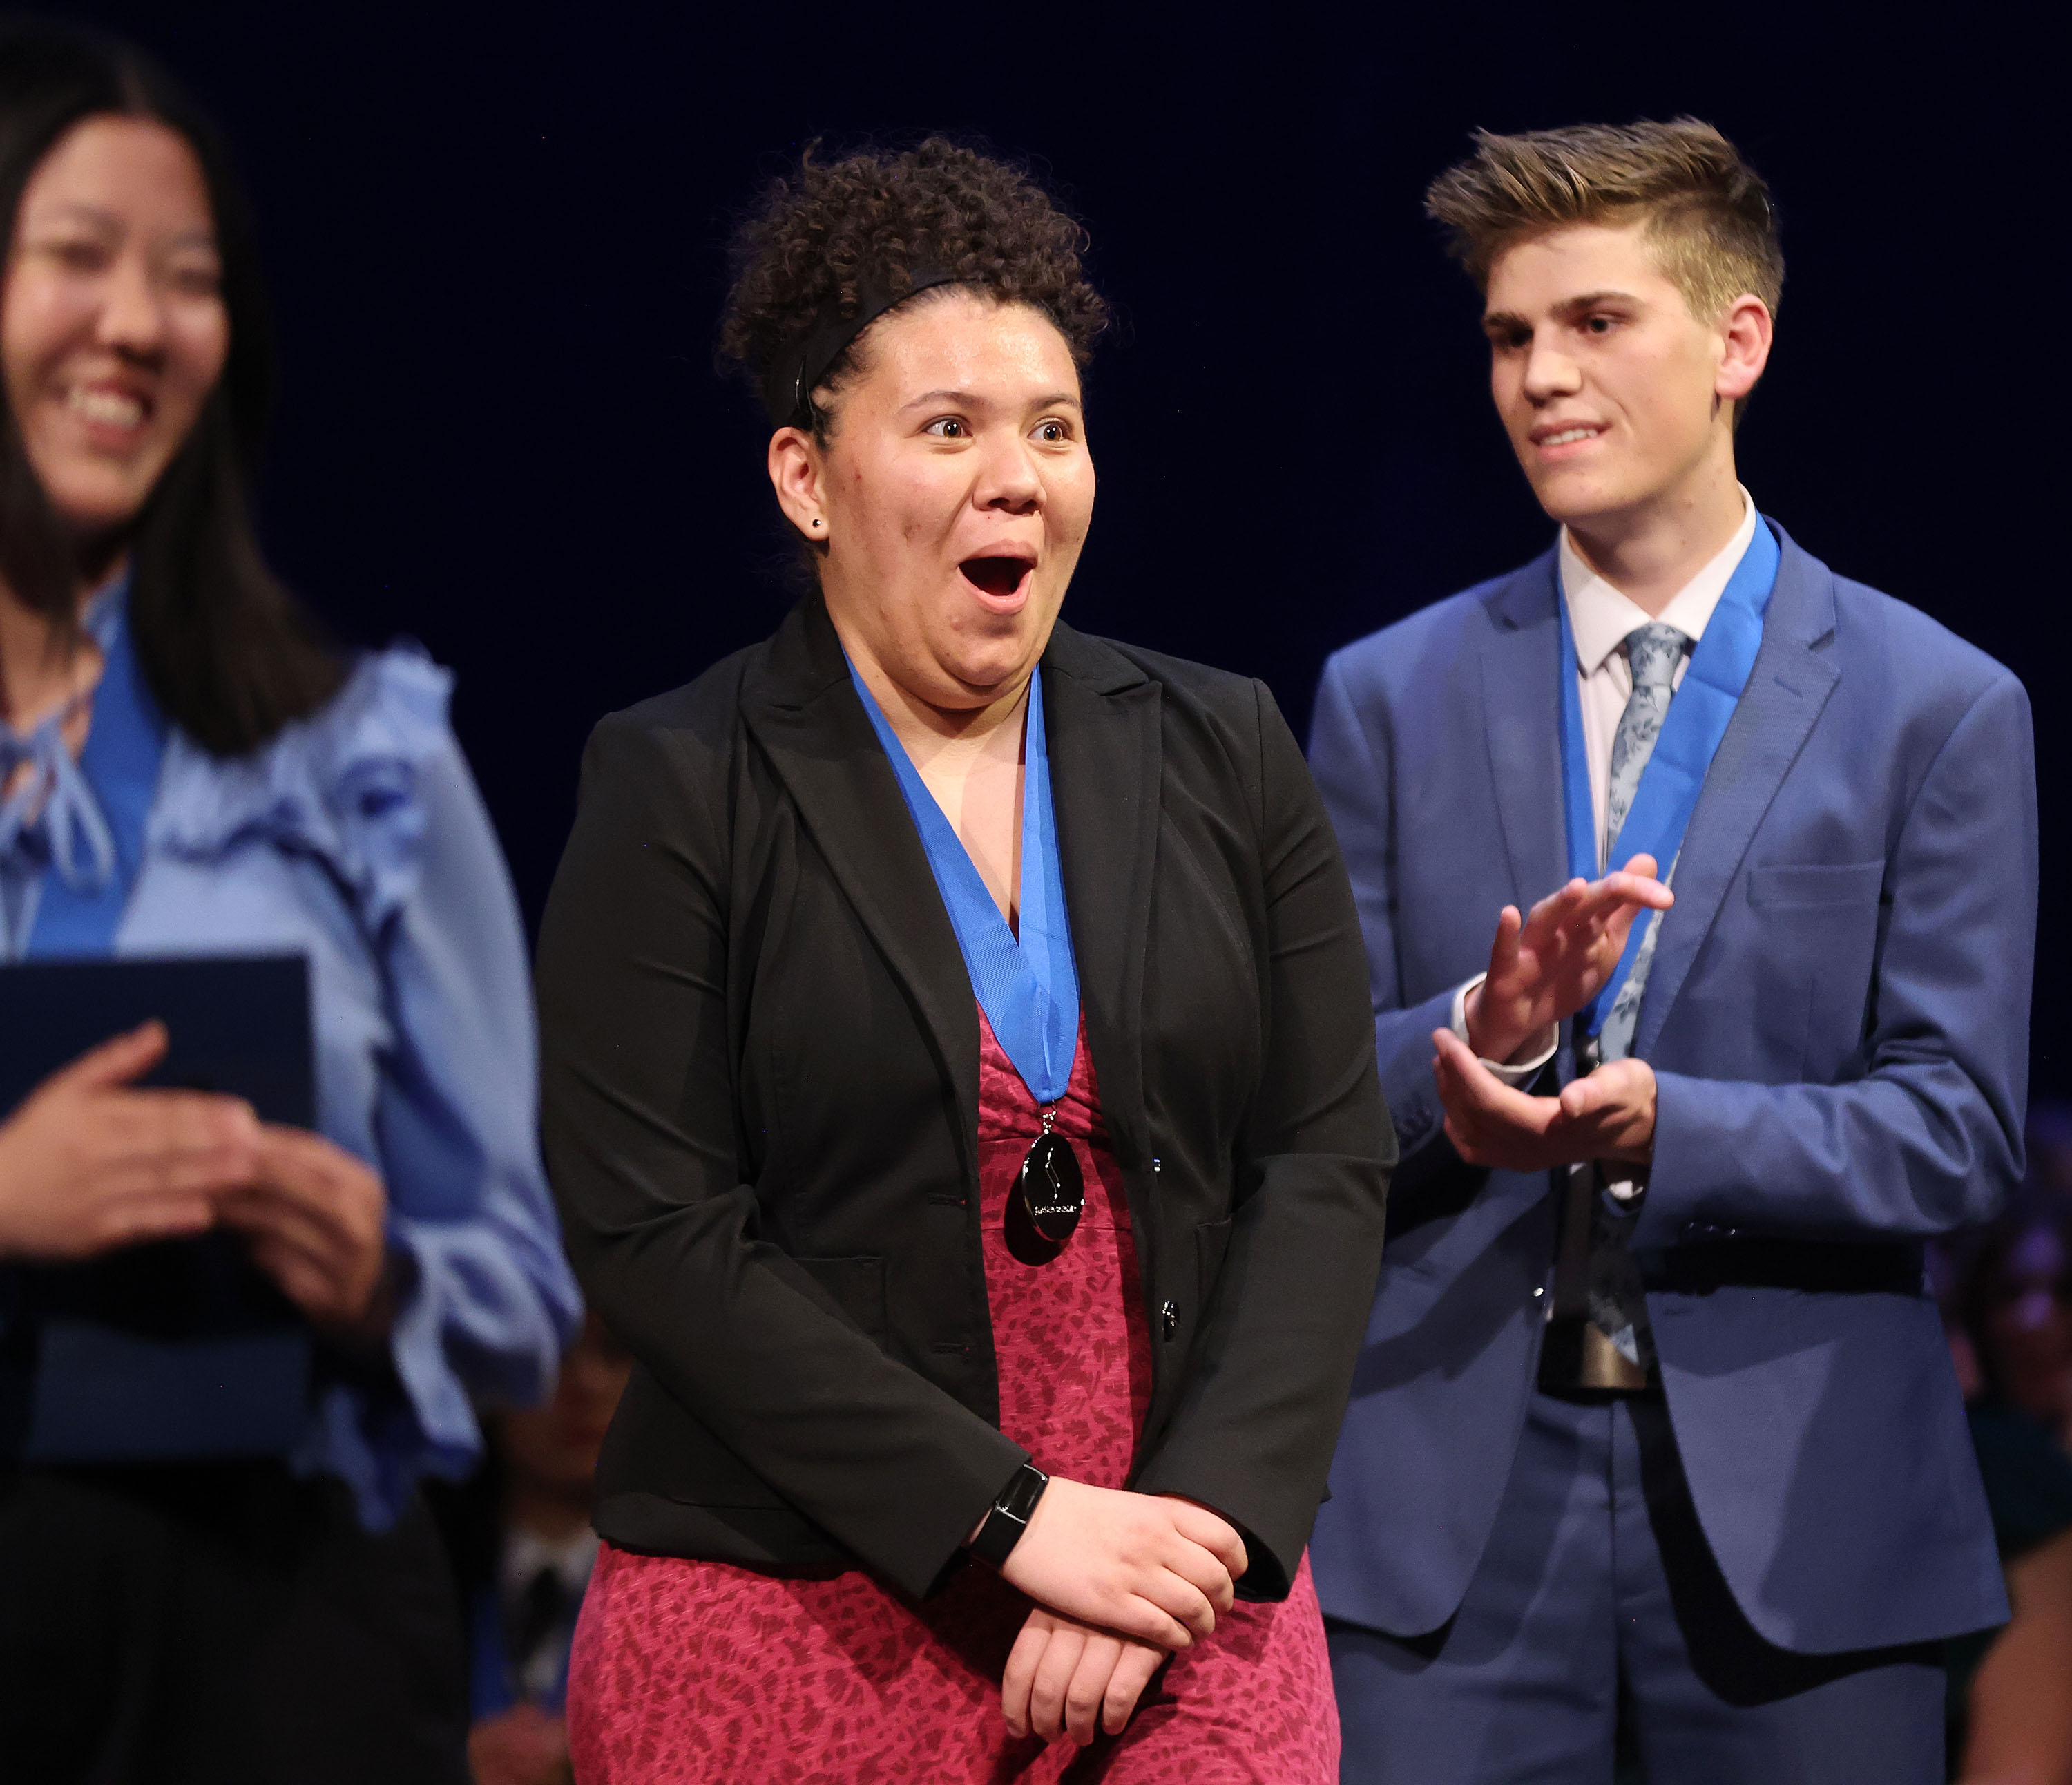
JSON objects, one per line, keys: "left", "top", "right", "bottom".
{"left": 1161, "top": 1300, "right": 1178, "bottom": 1341}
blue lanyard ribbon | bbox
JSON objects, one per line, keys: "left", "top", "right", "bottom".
{"left": 17, "top": 581, "right": 168, "bottom": 960}
{"left": 848, "top": 660, "right": 1080, "bottom": 1105}
{"left": 1562, "top": 517, "right": 1781, "bottom": 1037}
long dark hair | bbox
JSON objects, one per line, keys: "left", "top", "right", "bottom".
{"left": 0, "top": 17, "right": 340, "bottom": 755}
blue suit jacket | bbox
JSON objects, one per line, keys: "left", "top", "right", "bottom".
{"left": 1307, "top": 523, "right": 2034, "bottom": 1654}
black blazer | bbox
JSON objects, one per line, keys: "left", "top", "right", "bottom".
{"left": 536, "top": 594, "right": 1392, "bottom": 1602}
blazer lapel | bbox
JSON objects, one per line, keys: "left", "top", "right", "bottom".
{"left": 740, "top": 597, "right": 982, "bottom": 1162}
{"left": 1478, "top": 549, "right": 1568, "bottom": 908}
{"left": 1042, "top": 622, "right": 1160, "bottom": 1170}
{"left": 1635, "top": 526, "right": 1841, "bottom": 1058}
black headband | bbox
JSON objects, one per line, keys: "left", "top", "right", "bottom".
{"left": 760, "top": 266, "right": 961, "bottom": 428}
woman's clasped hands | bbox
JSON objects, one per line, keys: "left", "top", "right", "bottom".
{"left": 994, "top": 1478, "right": 1249, "bottom": 1746}
{"left": 0, "top": 1020, "right": 393, "bottom": 1337}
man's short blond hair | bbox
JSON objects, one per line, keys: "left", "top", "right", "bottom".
{"left": 1424, "top": 118, "right": 1784, "bottom": 323}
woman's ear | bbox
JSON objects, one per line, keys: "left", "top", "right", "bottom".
{"left": 1714, "top": 294, "right": 1774, "bottom": 405}
{"left": 767, "top": 426, "right": 827, "bottom": 541}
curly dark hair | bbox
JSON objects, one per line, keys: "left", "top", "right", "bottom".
{"left": 719, "top": 138, "right": 1107, "bottom": 437}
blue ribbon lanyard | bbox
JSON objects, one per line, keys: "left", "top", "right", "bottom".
{"left": 26, "top": 584, "right": 168, "bottom": 960}
{"left": 847, "top": 660, "right": 1080, "bottom": 1104}
{"left": 1561, "top": 519, "right": 1781, "bottom": 1038}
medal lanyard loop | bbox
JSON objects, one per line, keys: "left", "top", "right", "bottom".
{"left": 847, "top": 658, "right": 1081, "bottom": 1105}
{"left": 1560, "top": 518, "right": 1781, "bottom": 1038}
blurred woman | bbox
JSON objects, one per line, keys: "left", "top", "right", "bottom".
{"left": 1964, "top": 1178, "right": 2072, "bottom": 1456}
{"left": 538, "top": 141, "right": 1394, "bottom": 1782}
{"left": 1944, "top": 1174, "right": 2072, "bottom": 1785}
{"left": 0, "top": 23, "right": 579, "bottom": 1783}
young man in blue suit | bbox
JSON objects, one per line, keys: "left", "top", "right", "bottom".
{"left": 1309, "top": 120, "right": 2037, "bottom": 1782}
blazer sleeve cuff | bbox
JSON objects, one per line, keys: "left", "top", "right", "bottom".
{"left": 1376, "top": 984, "right": 1461, "bottom": 1158}
{"left": 1631, "top": 1068, "right": 1728, "bottom": 1249}
{"left": 1125, "top": 1460, "right": 1303, "bottom": 1603}
{"left": 1450, "top": 975, "right": 1559, "bottom": 1085}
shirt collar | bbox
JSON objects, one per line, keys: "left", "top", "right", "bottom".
{"left": 499, "top": 1525, "right": 599, "bottom": 1610}
{"left": 1559, "top": 487, "right": 1757, "bottom": 676}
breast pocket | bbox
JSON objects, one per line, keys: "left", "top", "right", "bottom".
{"left": 1743, "top": 859, "right": 1886, "bottom": 1079}
{"left": 1747, "top": 860, "right": 1885, "bottom": 908}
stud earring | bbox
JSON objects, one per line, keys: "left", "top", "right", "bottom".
{"left": 811, "top": 518, "right": 823, "bottom": 528}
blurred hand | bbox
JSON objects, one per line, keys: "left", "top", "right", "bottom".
{"left": 466, "top": 1703, "right": 571, "bottom": 1785}
{"left": 216, "top": 1126, "right": 391, "bottom": 1336}
{"left": 1464, "top": 855, "right": 1673, "bottom": 1065}
{"left": 0, "top": 1022, "right": 258, "bottom": 1259}
{"left": 1001, "top": 1605, "right": 1167, "bottom": 1744}
{"left": 995, "top": 1479, "right": 1247, "bottom": 1650}
{"left": 1432, "top": 1028, "right": 1658, "bottom": 1171}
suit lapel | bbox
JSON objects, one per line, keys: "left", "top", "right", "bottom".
{"left": 1043, "top": 622, "right": 1160, "bottom": 1168}
{"left": 1479, "top": 550, "right": 1568, "bottom": 908}
{"left": 1635, "top": 528, "right": 1841, "bottom": 1058}
{"left": 740, "top": 597, "right": 981, "bottom": 1162}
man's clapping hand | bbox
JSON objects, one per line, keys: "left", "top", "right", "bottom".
{"left": 1436, "top": 854, "right": 1670, "bottom": 1170}
{"left": 1432, "top": 1029, "right": 1658, "bottom": 1171}
{"left": 1464, "top": 855, "right": 1673, "bottom": 1065}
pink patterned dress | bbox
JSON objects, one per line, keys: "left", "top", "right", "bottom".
{"left": 566, "top": 1009, "right": 1337, "bottom": 1782}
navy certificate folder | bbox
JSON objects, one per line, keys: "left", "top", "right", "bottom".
{"left": 0, "top": 952, "right": 314, "bottom": 1127}
{"left": 0, "top": 953, "right": 316, "bottom": 1461}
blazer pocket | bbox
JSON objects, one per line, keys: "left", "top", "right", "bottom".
{"left": 1746, "top": 859, "right": 1884, "bottom": 909}
{"left": 794, "top": 1255, "right": 889, "bottom": 1345}
{"left": 1196, "top": 1216, "right": 1236, "bottom": 1310}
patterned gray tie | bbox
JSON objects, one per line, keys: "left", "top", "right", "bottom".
{"left": 1552, "top": 620, "right": 1689, "bottom": 1384}
{"left": 1602, "top": 622, "right": 1689, "bottom": 862}
{"left": 1597, "top": 622, "right": 1688, "bottom": 1064}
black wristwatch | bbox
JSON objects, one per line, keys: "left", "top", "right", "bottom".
{"left": 971, "top": 1463, "right": 1049, "bottom": 1569}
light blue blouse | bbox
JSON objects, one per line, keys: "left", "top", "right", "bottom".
{"left": 0, "top": 610, "right": 582, "bottom": 1529}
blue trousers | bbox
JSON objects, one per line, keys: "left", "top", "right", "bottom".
{"left": 1327, "top": 1391, "right": 1945, "bottom": 1784}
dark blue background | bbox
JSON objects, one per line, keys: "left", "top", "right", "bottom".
{"left": 57, "top": 6, "right": 2062, "bottom": 1092}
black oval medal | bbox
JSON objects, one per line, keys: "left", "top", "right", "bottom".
{"left": 1015, "top": 1131, "right": 1084, "bottom": 1244}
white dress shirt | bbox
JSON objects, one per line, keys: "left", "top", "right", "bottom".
{"left": 499, "top": 1523, "right": 599, "bottom": 1701}
{"left": 1452, "top": 488, "right": 1758, "bottom": 1081}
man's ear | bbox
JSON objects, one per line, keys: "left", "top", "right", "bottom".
{"left": 767, "top": 426, "right": 825, "bottom": 540}
{"left": 1715, "top": 294, "right": 1774, "bottom": 405}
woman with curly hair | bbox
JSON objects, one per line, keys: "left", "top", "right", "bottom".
{"left": 537, "top": 139, "right": 1392, "bottom": 1781}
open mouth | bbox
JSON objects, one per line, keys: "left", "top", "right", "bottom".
{"left": 959, "top": 556, "right": 1033, "bottom": 599}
